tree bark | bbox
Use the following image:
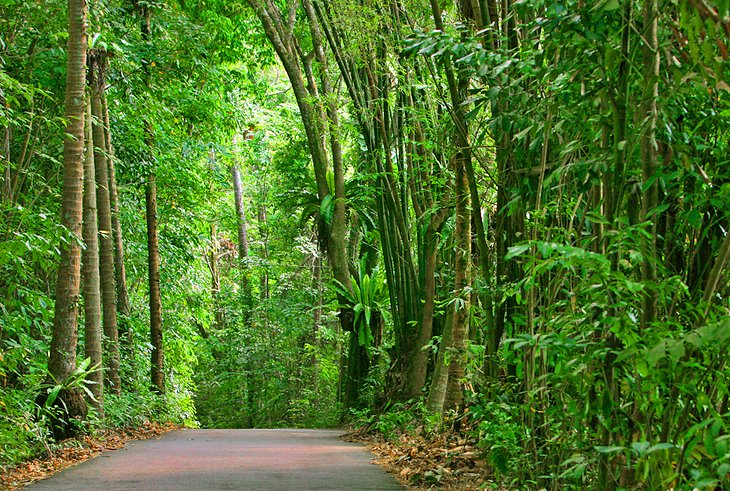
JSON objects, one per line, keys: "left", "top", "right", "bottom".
{"left": 82, "top": 90, "right": 103, "bottom": 414}
{"left": 49, "top": 0, "right": 87, "bottom": 385}
{"left": 90, "top": 50, "right": 121, "bottom": 394}
{"left": 146, "top": 171, "right": 164, "bottom": 393}
{"left": 426, "top": 306, "right": 454, "bottom": 412}
{"left": 428, "top": 0, "right": 472, "bottom": 412}
{"left": 101, "top": 82, "right": 131, "bottom": 321}
{"left": 140, "top": 4, "right": 164, "bottom": 394}
{"left": 443, "top": 156, "right": 471, "bottom": 411}
{"left": 231, "top": 162, "right": 251, "bottom": 314}
{"left": 46, "top": 0, "right": 89, "bottom": 437}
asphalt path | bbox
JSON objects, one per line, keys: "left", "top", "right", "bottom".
{"left": 26, "top": 429, "right": 404, "bottom": 490}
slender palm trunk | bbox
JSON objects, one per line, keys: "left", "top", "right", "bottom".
{"left": 138, "top": 4, "right": 164, "bottom": 394}
{"left": 82, "top": 91, "right": 103, "bottom": 414}
{"left": 46, "top": 0, "right": 89, "bottom": 438}
{"left": 49, "top": 0, "right": 87, "bottom": 385}
{"left": 101, "top": 84, "right": 131, "bottom": 322}
{"left": 146, "top": 171, "right": 164, "bottom": 392}
{"left": 90, "top": 51, "right": 121, "bottom": 394}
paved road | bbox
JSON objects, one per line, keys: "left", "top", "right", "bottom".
{"left": 26, "top": 429, "right": 404, "bottom": 490}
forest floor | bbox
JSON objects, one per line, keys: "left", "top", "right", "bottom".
{"left": 346, "top": 425, "right": 505, "bottom": 490}
{"left": 2, "top": 421, "right": 503, "bottom": 490}
{"left": 0, "top": 421, "right": 181, "bottom": 490}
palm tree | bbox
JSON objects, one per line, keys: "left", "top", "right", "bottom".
{"left": 44, "top": 0, "right": 89, "bottom": 438}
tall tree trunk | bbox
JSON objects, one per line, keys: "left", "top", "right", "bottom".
{"left": 258, "top": 201, "right": 269, "bottom": 300}
{"left": 247, "top": 0, "right": 361, "bottom": 406}
{"left": 640, "top": 0, "right": 659, "bottom": 330}
{"left": 90, "top": 50, "right": 121, "bottom": 394}
{"left": 46, "top": 0, "right": 89, "bottom": 437}
{"left": 312, "top": 249, "right": 323, "bottom": 336}
{"left": 428, "top": 0, "right": 472, "bottom": 412}
{"left": 231, "top": 162, "right": 251, "bottom": 315}
{"left": 426, "top": 306, "right": 454, "bottom": 412}
{"left": 443, "top": 157, "right": 471, "bottom": 411}
{"left": 403, "top": 230, "right": 439, "bottom": 398}
{"left": 245, "top": 0, "right": 354, "bottom": 307}
{"left": 82, "top": 91, "right": 103, "bottom": 415}
{"left": 146, "top": 172, "right": 164, "bottom": 392}
{"left": 101, "top": 82, "right": 131, "bottom": 322}
{"left": 210, "top": 224, "right": 224, "bottom": 329}
{"left": 140, "top": 4, "right": 164, "bottom": 394}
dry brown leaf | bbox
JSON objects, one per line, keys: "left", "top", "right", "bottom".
{"left": 0, "top": 421, "right": 181, "bottom": 490}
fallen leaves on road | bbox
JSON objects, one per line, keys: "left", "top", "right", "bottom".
{"left": 346, "top": 424, "right": 504, "bottom": 490}
{"left": 0, "top": 421, "right": 181, "bottom": 490}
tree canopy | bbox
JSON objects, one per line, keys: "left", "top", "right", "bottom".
{"left": 1, "top": 0, "right": 729, "bottom": 488}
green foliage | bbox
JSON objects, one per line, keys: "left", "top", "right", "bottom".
{"left": 0, "top": 386, "right": 49, "bottom": 468}
{"left": 469, "top": 401, "right": 524, "bottom": 476}
{"left": 104, "top": 390, "right": 170, "bottom": 429}
{"left": 359, "top": 401, "right": 442, "bottom": 442}
{"left": 332, "top": 266, "right": 390, "bottom": 352}
{"left": 3, "top": 1, "right": 729, "bottom": 489}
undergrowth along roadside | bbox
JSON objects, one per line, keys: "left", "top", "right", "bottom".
{"left": 347, "top": 401, "right": 514, "bottom": 490}
{"left": 0, "top": 421, "right": 181, "bottom": 490}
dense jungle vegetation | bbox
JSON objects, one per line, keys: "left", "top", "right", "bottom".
{"left": 1, "top": 0, "right": 729, "bottom": 488}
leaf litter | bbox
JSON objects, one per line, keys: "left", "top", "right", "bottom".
{"left": 345, "top": 422, "right": 508, "bottom": 490}
{"left": 0, "top": 421, "right": 181, "bottom": 490}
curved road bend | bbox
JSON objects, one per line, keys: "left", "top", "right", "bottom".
{"left": 26, "top": 429, "right": 404, "bottom": 490}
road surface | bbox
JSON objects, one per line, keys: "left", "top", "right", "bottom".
{"left": 26, "top": 429, "right": 404, "bottom": 490}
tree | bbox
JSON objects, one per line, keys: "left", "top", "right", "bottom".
{"left": 245, "top": 0, "right": 362, "bottom": 404}
{"left": 138, "top": 1, "right": 164, "bottom": 394}
{"left": 82, "top": 87, "right": 103, "bottom": 414}
{"left": 314, "top": 0, "right": 454, "bottom": 400}
{"left": 89, "top": 49, "right": 122, "bottom": 394}
{"left": 231, "top": 160, "right": 251, "bottom": 315}
{"left": 101, "top": 86, "right": 131, "bottom": 324}
{"left": 44, "top": 0, "right": 89, "bottom": 437}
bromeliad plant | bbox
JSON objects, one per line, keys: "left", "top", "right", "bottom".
{"left": 332, "top": 265, "right": 390, "bottom": 354}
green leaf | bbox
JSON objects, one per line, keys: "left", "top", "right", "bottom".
{"left": 630, "top": 441, "right": 650, "bottom": 456}
{"left": 44, "top": 385, "right": 63, "bottom": 409}
{"left": 646, "top": 443, "right": 676, "bottom": 454}
{"left": 513, "top": 125, "right": 534, "bottom": 142}
{"left": 506, "top": 243, "right": 531, "bottom": 259}
{"left": 320, "top": 195, "right": 334, "bottom": 226}
{"left": 594, "top": 445, "right": 624, "bottom": 454}
{"left": 646, "top": 341, "right": 666, "bottom": 367}
{"left": 493, "top": 59, "right": 512, "bottom": 77}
